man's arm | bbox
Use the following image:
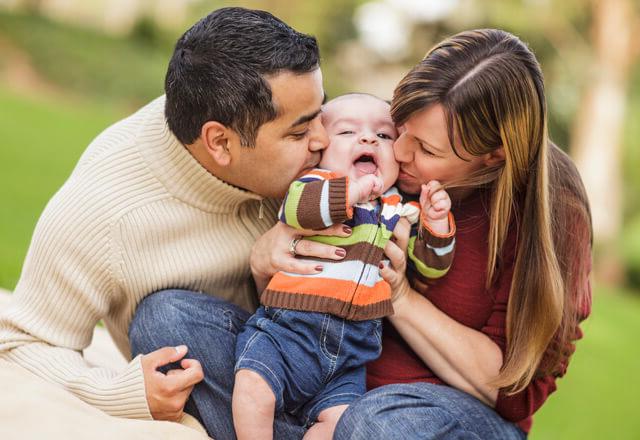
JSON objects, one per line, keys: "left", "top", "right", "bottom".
{"left": 0, "top": 182, "right": 200, "bottom": 421}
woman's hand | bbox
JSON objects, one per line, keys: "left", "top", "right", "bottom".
{"left": 250, "top": 222, "right": 352, "bottom": 292}
{"left": 379, "top": 217, "right": 414, "bottom": 307}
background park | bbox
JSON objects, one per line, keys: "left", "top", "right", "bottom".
{"left": 0, "top": 0, "right": 638, "bottom": 438}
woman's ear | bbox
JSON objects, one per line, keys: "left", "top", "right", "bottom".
{"left": 201, "top": 121, "right": 232, "bottom": 167}
{"left": 483, "top": 146, "right": 506, "bottom": 167}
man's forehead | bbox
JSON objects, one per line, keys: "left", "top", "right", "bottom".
{"left": 266, "top": 69, "right": 324, "bottom": 124}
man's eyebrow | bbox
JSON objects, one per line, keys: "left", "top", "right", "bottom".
{"left": 289, "top": 109, "right": 321, "bottom": 129}
{"left": 414, "top": 135, "right": 447, "bottom": 153}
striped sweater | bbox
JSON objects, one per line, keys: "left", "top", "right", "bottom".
{"left": 261, "top": 169, "right": 456, "bottom": 320}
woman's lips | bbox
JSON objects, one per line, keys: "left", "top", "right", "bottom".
{"left": 398, "top": 169, "right": 416, "bottom": 181}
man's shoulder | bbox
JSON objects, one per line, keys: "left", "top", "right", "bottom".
{"left": 76, "top": 96, "right": 166, "bottom": 171}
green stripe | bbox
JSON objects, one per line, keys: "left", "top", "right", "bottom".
{"left": 283, "top": 181, "right": 304, "bottom": 229}
{"left": 309, "top": 223, "right": 388, "bottom": 247}
{"left": 408, "top": 236, "right": 449, "bottom": 279}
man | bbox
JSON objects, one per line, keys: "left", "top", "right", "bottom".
{"left": 0, "top": 7, "right": 343, "bottom": 438}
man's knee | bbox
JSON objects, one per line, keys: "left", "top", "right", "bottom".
{"left": 129, "top": 289, "right": 207, "bottom": 354}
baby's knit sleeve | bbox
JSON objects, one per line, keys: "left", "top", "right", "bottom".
{"left": 407, "top": 210, "right": 456, "bottom": 280}
{"left": 279, "top": 168, "right": 353, "bottom": 230}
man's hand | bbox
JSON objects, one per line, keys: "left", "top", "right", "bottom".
{"left": 141, "top": 345, "right": 204, "bottom": 421}
{"left": 419, "top": 180, "right": 451, "bottom": 234}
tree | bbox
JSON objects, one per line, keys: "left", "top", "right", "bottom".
{"left": 572, "top": 0, "right": 639, "bottom": 283}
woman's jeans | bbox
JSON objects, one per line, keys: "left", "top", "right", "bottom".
{"left": 129, "top": 289, "right": 526, "bottom": 440}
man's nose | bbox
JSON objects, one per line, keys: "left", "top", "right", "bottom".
{"left": 394, "top": 132, "right": 414, "bottom": 163}
{"left": 308, "top": 116, "right": 329, "bottom": 152}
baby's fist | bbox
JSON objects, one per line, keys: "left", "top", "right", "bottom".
{"left": 420, "top": 181, "right": 451, "bottom": 233}
{"left": 355, "top": 174, "right": 384, "bottom": 203}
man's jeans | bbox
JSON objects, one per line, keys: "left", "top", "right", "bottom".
{"left": 129, "top": 289, "right": 526, "bottom": 439}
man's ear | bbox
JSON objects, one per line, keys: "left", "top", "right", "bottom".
{"left": 201, "top": 121, "right": 232, "bottom": 167}
{"left": 483, "top": 146, "right": 506, "bottom": 167}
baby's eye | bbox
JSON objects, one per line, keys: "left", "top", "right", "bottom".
{"left": 377, "top": 133, "right": 393, "bottom": 140}
{"left": 338, "top": 130, "right": 355, "bottom": 135}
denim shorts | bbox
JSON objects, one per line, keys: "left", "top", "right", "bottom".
{"left": 235, "top": 306, "right": 382, "bottom": 426}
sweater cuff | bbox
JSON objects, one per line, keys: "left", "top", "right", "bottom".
{"left": 420, "top": 211, "right": 456, "bottom": 248}
{"left": 4, "top": 344, "right": 152, "bottom": 420}
{"left": 102, "top": 354, "right": 152, "bottom": 420}
{"left": 328, "top": 176, "right": 353, "bottom": 222}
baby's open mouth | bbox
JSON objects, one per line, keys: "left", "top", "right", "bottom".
{"left": 353, "top": 153, "right": 378, "bottom": 175}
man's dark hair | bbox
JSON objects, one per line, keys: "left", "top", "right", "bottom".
{"left": 165, "top": 7, "right": 320, "bottom": 146}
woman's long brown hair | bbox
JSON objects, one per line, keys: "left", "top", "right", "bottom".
{"left": 391, "top": 29, "right": 592, "bottom": 394}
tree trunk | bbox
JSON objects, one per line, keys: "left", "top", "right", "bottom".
{"left": 572, "top": 0, "right": 635, "bottom": 284}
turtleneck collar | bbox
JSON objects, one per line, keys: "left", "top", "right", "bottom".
{"left": 136, "top": 96, "right": 262, "bottom": 213}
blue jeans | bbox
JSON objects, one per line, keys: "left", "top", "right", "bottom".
{"left": 334, "top": 383, "right": 527, "bottom": 439}
{"left": 236, "top": 306, "right": 381, "bottom": 426}
{"left": 129, "top": 289, "right": 306, "bottom": 440}
{"left": 129, "top": 290, "right": 526, "bottom": 439}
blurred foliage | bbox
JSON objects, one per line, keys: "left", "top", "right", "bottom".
{"left": 0, "top": 11, "right": 171, "bottom": 107}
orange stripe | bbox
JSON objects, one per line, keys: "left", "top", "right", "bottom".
{"left": 381, "top": 194, "right": 401, "bottom": 205}
{"left": 308, "top": 169, "right": 339, "bottom": 179}
{"left": 267, "top": 273, "right": 391, "bottom": 305}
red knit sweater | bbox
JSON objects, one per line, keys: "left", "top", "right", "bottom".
{"left": 366, "top": 189, "right": 592, "bottom": 433}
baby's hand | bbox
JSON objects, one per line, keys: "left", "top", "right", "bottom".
{"left": 420, "top": 180, "right": 451, "bottom": 234}
{"left": 350, "top": 175, "right": 384, "bottom": 204}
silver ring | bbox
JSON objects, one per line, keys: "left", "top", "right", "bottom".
{"left": 289, "top": 236, "right": 302, "bottom": 257}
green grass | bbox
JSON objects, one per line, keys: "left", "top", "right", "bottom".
{"left": 0, "top": 88, "right": 125, "bottom": 289}
{"left": 530, "top": 286, "right": 640, "bottom": 439}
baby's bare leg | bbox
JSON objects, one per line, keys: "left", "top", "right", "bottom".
{"left": 303, "top": 405, "right": 349, "bottom": 440}
{"left": 232, "top": 369, "right": 276, "bottom": 440}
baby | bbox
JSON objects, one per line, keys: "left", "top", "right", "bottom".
{"left": 232, "top": 93, "right": 456, "bottom": 439}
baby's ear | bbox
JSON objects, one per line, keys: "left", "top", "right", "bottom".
{"left": 483, "top": 147, "right": 505, "bottom": 167}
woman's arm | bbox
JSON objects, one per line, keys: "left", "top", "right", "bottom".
{"left": 381, "top": 219, "right": 502, "bottom": 406}
{"left": 389, "top": 286, "right": 503, "bottom": 406}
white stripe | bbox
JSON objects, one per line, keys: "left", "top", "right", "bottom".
{"left": 428, "top": 238, "right": 455, "bottom": 256}
{"left": 281, "top": 259, "right": 382, "bottom": 288}
{"left": 319, "top": 180, "right": 332, "bottom": 227}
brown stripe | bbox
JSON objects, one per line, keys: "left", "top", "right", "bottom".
{"left": 260, "top": 290, "right": 393, "bottom": 321}
{"left": 297, "top": 180, "right": 327, "bottom": 230}
{"left": 328, "top": 177, "right": 349, "bottom": 223}
{"left": 420, "top": 212, "right": 456, "bottom": 248}
{"left": 340, "top": 242, "right": 385, "bottom": 265}
{"left": 411, "top": 238, "right": 454, "bottom": 271}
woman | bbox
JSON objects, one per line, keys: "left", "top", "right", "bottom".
{"left": 253, "top": 29, "right": 592, "bottom": 438}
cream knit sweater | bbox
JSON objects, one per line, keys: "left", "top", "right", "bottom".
{"left": 0, "top": 96, "right": 279, "bottom": 419}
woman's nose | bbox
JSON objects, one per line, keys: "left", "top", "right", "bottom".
{"left": 394, "top": 132, "right": 414, "bottom": 163}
